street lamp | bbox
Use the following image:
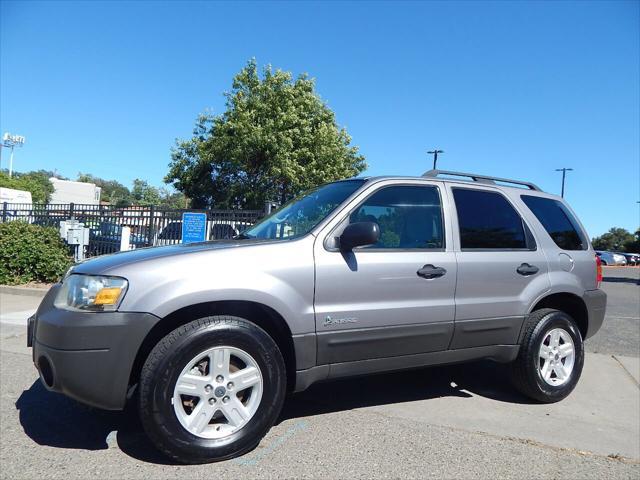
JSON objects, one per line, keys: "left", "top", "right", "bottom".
{"left": 555, "top": 167, "right": 573, "bottom": 198}
{"left": 428, "top": 149, "right": 444, "bottom": 170}
{"left": 1, "top": 133, "right": 26, "bottom": 178}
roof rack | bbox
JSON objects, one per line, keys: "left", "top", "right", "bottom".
{"left": 422, "top": 169, "right": 542, "bottom": 191}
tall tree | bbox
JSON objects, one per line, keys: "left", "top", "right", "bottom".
{"left": 131, "top": 179, "right": 162, "bottom": 206}
{"left": 592, "top": 227, "right": 635, "bottom": 251}
{"left": 166, "top": 60, "right": 367, "bottom": 209}
{"left": 157, "top": 188, "right": 190, "bottom": 209}
{"left": 623, "top": 229, "right": 640, "bottom": 253}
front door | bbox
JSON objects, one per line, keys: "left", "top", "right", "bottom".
{"left": 313, "top": 182, "right": 457, "bottom": 364}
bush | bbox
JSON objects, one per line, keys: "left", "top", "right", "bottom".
{"left": 0, "top": 171, "right": 54, "bottom": 204}
{"left": 0, "top": 221, "right": 73, "bottom": 285}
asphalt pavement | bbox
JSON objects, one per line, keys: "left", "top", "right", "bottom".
{"left": 0, "top": 268, "right": 638, "bottom": 479}
{"left": 585, "top": 267, "right": 640, "bottom": 357}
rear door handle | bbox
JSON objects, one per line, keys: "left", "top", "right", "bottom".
{"left": 417, "top": 264, "right": 447, "bottom": 279}
{"left": 517, "top": 263, "right": 539, "bottom": 276}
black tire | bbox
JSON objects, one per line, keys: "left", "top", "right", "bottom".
{"left": 509, "top": 308, "right": 584, "bottom": 403}
{"left": 138, "top": 316, "right": 286, "bottom": 464}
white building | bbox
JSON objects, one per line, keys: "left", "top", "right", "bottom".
{"left": 49, "top": 178, "right": 101, "bottom": 205}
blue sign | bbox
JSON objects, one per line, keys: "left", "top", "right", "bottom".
{"left": 181, "top": 212, "right": 207, "bottom": 244}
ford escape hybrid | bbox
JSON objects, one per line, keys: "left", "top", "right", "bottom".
{"left": 28, "top": 170, "right": 606, "bottom": 463}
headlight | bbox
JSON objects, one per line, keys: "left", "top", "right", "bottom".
{"left": 54, "top": 274, "right": 128, "bottom": 312}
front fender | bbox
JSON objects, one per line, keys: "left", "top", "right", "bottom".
{"left": 115, "top": 238, "right": 316, "bottom": 335}
{"left": 128, "top": 275, "right": 314, "bottom": 335}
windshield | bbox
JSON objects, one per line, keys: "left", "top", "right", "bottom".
{"left": 241, "top": 180, "right": 366, "bottom": 240}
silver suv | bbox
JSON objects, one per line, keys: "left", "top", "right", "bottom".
{"left": 28, "top": 170, "right": 607, "bottom": 463}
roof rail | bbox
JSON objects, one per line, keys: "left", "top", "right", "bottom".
{"left": 422, "top": 169, "right": 542, "bottom": 191}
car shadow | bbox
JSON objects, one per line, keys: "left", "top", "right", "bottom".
{"left": 602, "top": 277, "right": 640, "bottom": 285}
{"left": 15, "top": 360, "right": 532, "bottom": 465}
{"left": 279, "top": 360, "right": 532, "bottom": 422}
{"left": 15, "top": 381, "right": 177, "bottom": 465}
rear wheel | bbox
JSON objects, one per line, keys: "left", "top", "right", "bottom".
{"left": 509, "top": 308, "right": 584, "bottom": 403}
{"left": 139, "top": 316, "right": 286, "bottom": 463}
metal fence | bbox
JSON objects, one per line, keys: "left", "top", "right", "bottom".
{"left": 1, "top": 202, "right": 265, "bottom": 258}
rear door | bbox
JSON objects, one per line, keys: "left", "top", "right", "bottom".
{"left": 448, "top": 185, "right": 551, "bottom": 348}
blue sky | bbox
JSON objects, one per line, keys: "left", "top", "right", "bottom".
{"left": 1, "top": 0, "right": 638, "bottom": 236}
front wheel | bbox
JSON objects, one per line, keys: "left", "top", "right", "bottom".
{"left": 138, "top": 316, "right": 286, "bottom": 463}
{"left": 509, "top": 308, "right": 584, "bottom": 403}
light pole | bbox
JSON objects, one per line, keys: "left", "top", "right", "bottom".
{"left": 2, "top": 133, "right": 26, "bottom": 177}
{"left": 555, "top": 167, "right": 573, "bottom": 197}
{"left": 428, "top": 149, "right": 444, "bottom": 170}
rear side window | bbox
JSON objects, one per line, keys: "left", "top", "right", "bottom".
{"left": 453, "top": 188, "right": 527, "bottom": 249}
{"left": 521, "top": 195, "right": 586, "bottom": 250}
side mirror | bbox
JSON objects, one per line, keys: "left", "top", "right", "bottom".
{"left": 339, "top": 222, "right": 380, "bottom": 251}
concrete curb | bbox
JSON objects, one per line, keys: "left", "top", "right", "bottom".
{"left": 0, "top": 285, "right": 49, "bottom": 298}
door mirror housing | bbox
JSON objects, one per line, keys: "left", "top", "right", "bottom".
{"left": 339, "top": 222, "right": 380, "bottom": 251}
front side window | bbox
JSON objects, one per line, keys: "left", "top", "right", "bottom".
{"left": 243, "top": 180, "right": 365, "bottom": 240}
{"left": 349, "top": 185, "right": 444, "bottom": 249}
{"left": 453, "top": 188, "right": 527, "bottom": 249}
{"left": 521, "top": 195, "right": 586, "bottom": 250}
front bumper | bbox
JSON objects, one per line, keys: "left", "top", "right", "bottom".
{"left": 30, "top": 284, "right": 159, "bottom": 410}
{"left": 583, "top": 289, "right": 607, "bottom": 339}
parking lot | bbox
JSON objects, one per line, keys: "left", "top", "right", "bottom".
{"left": 1, "top": 268, "right": 638, "bottom": 479}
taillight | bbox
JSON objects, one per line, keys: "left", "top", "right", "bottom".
{"left": 595, "top": 254, "right": 603, "bottom": 287}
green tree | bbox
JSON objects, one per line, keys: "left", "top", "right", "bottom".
{"left": 131, "top": 179, "right": 162, "bottom": 206}
{"left": 77, "top": 173, "right": 132, "bottom": 207}
{"left": 131, "top": 180, "right": 189, "bottom": 208}
{"left": 0, "top": 170, "right": 54, "bottom": 203}
{"left": 166, "top": 59, "right": 367, "bottom": 209}
{"left": 591, "top": 227, "right": 635, "bottom": 251}
{"left": 623, "top": 228, "right": 640, "bottom": 253}
{"left": 158, "top": 188, "right": 190, "bottom": 209}
{"left": 75, "top": 173, "right": 188, "bottom": 208}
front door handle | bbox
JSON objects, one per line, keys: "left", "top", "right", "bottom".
{"left": 417, "top": 264, "right": 447, "bottom": 279}
{"left": 517, "top": 263, "right": 539, "bottom": 276}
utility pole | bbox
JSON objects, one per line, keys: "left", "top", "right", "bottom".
{"left": 555, "top": 168, "right": 573, "bottom": 197}
{"left": 428, "top": 149, "right": 444, "bottom": 170}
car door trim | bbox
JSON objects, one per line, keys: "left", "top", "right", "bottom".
{"left": 293, "top": 344, "right": 521, "bottom": 391}
{"left": 449, "top": 316, "right": 525, "bottom": 349}
{"left": 316, "top": 321, "right": 454, "bottom": 364}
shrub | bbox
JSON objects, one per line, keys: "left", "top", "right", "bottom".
{"left": 0, "top": 221, "right": 73, "bottom": 285}
{"left": 0, "top": 171, "right": 54, "bottom": 204}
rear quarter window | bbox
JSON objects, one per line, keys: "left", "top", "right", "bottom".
{"left": 521, "top": 195, "right": 587, "bottom": 250}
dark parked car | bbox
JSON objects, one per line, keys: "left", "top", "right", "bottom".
{"left": 89, "top": 221, "right": 147, "bottom": 255}
{"left": 155, "top": 221, "right": 240, "bottom": 245}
